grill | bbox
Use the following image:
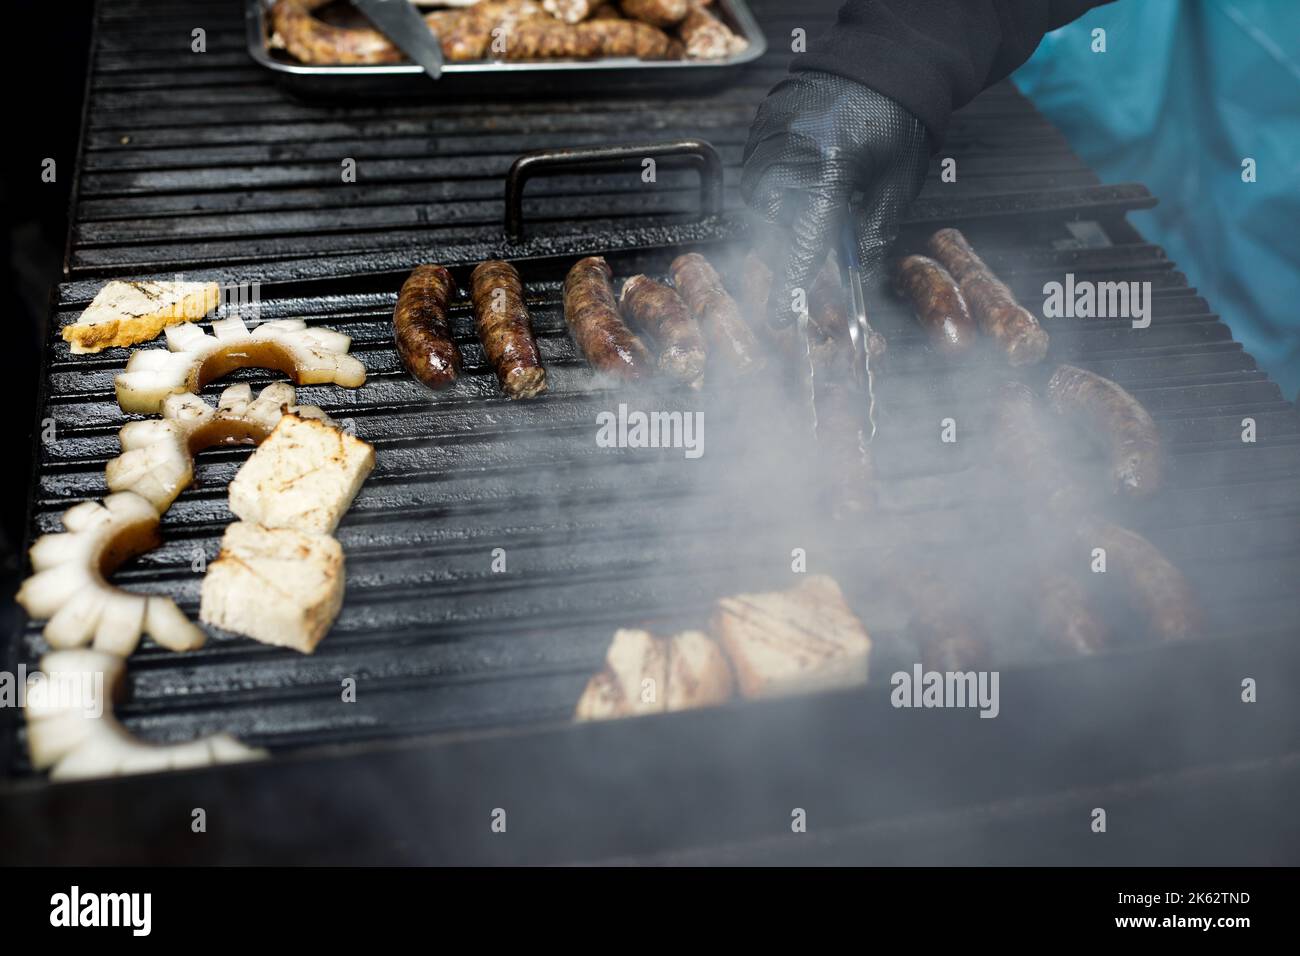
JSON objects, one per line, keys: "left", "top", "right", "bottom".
{"left": 3, "top": 0, "right": 1299, "bottom": 865}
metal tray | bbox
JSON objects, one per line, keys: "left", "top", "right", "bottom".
{"left": 245, "top": 0, "right": 768, "bottom": 98}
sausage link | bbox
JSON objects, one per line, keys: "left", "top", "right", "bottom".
{"left": 470, "top": 260, "right": 548, "bottom": 400}
{"left": 678, "top": 1, "right": 745, "bottom": 58}
{"left": 503, "top": 17, "right": 673, "bottom": 58}
{"left": 991, "top": 383, "right": 1199, "bottom": 642}
{"left": 541, "top": 0, "right": 596, "bottom": 23}
{"left": 893, "top": 254, "right": 977, "bottom": 356}
{"left": 1036, "top": 571, "right": 1109, "bottom": 655}
{"left": 1046, "top": 363, "right": 1162, "bottom": 498}
{"left": 271, "top": 0, "right": 538, "bottom": 65}
{"left": 620, "top": 0, "right": 688, "bottom": 27}
{"left": 670, "top": 253, "right": 765, "bottom": 377}
{"left": 563, "top": 257, "right": 654, "bottom": 381}
{"left": 1078, "top": 519, "right": 1203, "bottom": 642}
{"left": 926, "top": 228, "right": 1048, "bottom": 366}
{"left": 810, "top": 259, "right": 886, "bottom": 360}
{"left": 394, "top": 264, "right": 462, "bottom": 391}
{"left": 991, "top": 381, "right": 1087, "bottom": 515}
{"left": 619, "top": 275, "right": 707, "bottom": 387}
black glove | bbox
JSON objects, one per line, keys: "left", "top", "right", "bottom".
{"left": 742, "top": 70, "right": 931, "bottom": 328}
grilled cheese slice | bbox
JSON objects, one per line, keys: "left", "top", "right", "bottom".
{"left": 63, "top": 280, "right": 220, "bottom": 354}
{"left": 228, "top": 413, "right": 375, "bottom": 535}
{"left": 712, "top": 575, "right": 871, "bottom": 699}
{"left": 199, "top": 522, "right": 344, "bottom": 654}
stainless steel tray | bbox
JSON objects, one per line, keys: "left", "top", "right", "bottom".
{"left": 245, "top": 0, "right": 768, "bottom": 98}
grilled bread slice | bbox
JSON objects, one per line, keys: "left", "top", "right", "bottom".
{"left": 228, "top": 413, "right": 375, "bottom": 535}
{"left": 63, "top": 280, "right": 220, "bottom": 354}
{"left": 666, "top": 629, "right": 733, "bottom": 712}
{"left": 199, "top": 522, "right": 344, "bottom": 654}
{"left": 575, "top": 628, "right": 665, "bottom": 720}
{"left": 576, "top": 627, "right": 734, "bottom": 720}
{"left": 712, "top": 575, "right": 871, "bottom": 699}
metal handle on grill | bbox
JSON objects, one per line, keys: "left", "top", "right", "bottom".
{"left": 503, "top": 140, "right": 725, "bottom": 243}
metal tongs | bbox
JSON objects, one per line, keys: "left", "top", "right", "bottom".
{"left": 799, "top": 219, "right": 878, "bottom": 442}
{"left": 353, "top": 0, "right": 444, "bottom": 80}
{"left": 840, "top": 218, "right": 878, "bottom": 444}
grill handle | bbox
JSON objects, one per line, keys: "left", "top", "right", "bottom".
{"left": 504, "top": 140, "right": 725, "bottom": 243}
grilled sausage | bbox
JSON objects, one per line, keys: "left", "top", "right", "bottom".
{"left": 670, "top": 253, "right": 765, "bottom": 377}
{"left": 271, "top": 0, "right": 522, "bottom": 64}
{"left": 1046, "top": 363, "right": 1162, "bottom": 498}
{"left": 810, "top": 259, "right": 887, "bottom": 360}
{"left": 678, "top": 0, "right": 745, "bottom": 58}
{"left": 1078, "top": 519, "right": 1203, "bottom": 642}
{"left": 991, "top": 383, "right": 1199, "bottom": 642}
{"left": 619, "top": 275, "right": 707, "bottom": 387}
{"left": 991, "top": 381, "right": 1087, "bottom": 515}
{"left": 394, "top": 265, "right": 462, "bottom": 390}
{"left": 1037, "top": 571, "right": 1109, "bottom": 655}
{"left": 563, "top": 257, "right": 653, "bottom": 381}
{"left": 739, "top": 251, "right": 775, "bottom": 329}
{"left": 503, "top": 16, "right": 674, "bottom": 58}
{"left": 620, "top": 0, "right": 688, "bottom": 27}
{"left": 270, "top": 0, "right": 403, "bottom": 64}
{"left": 926, "top": 228, "right": 1048, "bottom": 366}
{"left": 470, "top": 260, "right": 547, "bottom": 400}
{"left": 893, "top": 254, "right": 977, "bottom": 356}
{"left": 542, "top": 0, "right": 596, "bottom": 23}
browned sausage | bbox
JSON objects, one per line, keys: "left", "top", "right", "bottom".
{"left": 1046, "top": 363, "right": 1162, "bottom": 498}
{"left": 738, "top": 251, "right": 774, "bottom": 329}
{"left": 619, "top": 275, "right": 707, "bottom": 387}
{"left": 394, "top": 264, "right": 461, "bottom": 391}
{"left": 991, "top": 383, "right": 1200, "bottom": 642}
{"left": 620, "top": 0, "right": 688, "bottom": 27}
{"left": 893, "top": 254, "right": 977, "bottom": 356}
{"left": 670, "top": 253, "right": 765, "bottom": 377}
{"left": 470, "top": 260, "right": 547, "bottom": 400}
{"left": 810, "top": 259, "right": 887, "bottom": 360}
{"left": 927, "top": 228, "right": 1049, "bottom": 366}
{"left": 1077, "top": 518, "right": 1203, "bottom": 642}
{"left": 990, "top": 381, "right": 1088, "bottom": 516}
{"left": 503, "top": 16, "right": 674, "bottom": 59}
{"left": 678, "top": 0, "right": 745, "bottom": 58}
{"left": 563, "top": 257, "right": 653, "bottom": 381}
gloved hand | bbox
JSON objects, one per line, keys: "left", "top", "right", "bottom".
{"left": 742, "top": 70, "right": 931, "bottom": 328}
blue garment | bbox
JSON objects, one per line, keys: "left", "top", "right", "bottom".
{"left": 1013, "top": 0, "right": 1300, "bottom": 398}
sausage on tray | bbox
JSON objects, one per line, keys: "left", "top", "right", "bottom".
{"left": 926, "top": 228, "right": 1049, "bottom": 367}
{"left": 619, "top": 275, "right": 707, "bottom": 387}
{"left": 541, "top": 0, "right": 596, "bottom": 23}
{"left": 470, "top": 260, "right": 548, "bottom": 400}
{"left": 394, "top": 265, "right": 462, "bottom": 391}
{"left": 620, "top": 0, "right": 688, "bottom": 28}
{"left": 503, "top": 16, "right": 674, "bottom": 58}
{"left": 893, "top": 254, "right": 977, "bottom": 356}
{"left": 270, "top": 0, "right": 404, "bottom": 64}
{"left": 670, "top": 253, "right": 765, "bottom": 377}
{"left": 1046, "top": 363, "right": 1162, "bottom": 498}
{"left": 563, "top": 257, "right": 654, "bottom": 381}
{"left": 678, "top": 1, "right": 746, "bottom": 58}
